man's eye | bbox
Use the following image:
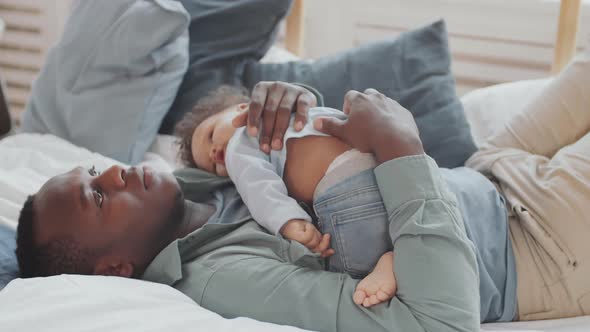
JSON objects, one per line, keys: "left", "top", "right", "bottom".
{"left": 92, "top": 189, "right": 103, "bottom": 208}
{"left": 88, "top": 166, "right": 101, "bottom": 176}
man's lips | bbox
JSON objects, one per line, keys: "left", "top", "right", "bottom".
{"left": 214, "top": 149, "right": 225, "bottom": 165}
{"left": 143, "top": 166, "right": 152, "bottom": 190}
{"left": 123, "top": 166, "right": 150, "bottom": 190}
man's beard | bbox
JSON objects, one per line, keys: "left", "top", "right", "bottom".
{"left": 150, "top": 188, "right": 185, "bottom": 249}
{"left": 164, "top": 189, "right": 186, "bottom": 229}
{"left": 140, "top": 189, "right": 185, "bottom": 274}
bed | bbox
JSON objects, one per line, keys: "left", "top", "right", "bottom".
{"left": 1, "top": 1, "right": 589, "bottom": 331}
{"left": 2, "top": 62, "right": 590, "bottom": 332}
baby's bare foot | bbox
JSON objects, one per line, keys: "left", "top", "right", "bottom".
{"left": 353, "top": 251, "right": 396, "bottom": 307}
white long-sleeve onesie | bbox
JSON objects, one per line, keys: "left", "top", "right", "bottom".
{"left": 224, "top": 107, "right": 347, "bottom": 235}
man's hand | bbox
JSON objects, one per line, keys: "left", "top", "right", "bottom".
{"left": 232, "top": 81, "right": 317, "bottom": 154}
{"left": 280, "top": 219, "right": 334, "bottom": 258}
{"left": 314, "top": 89, "right": 424, "bottom": 163}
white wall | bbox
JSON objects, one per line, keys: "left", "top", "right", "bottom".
{"left": 302, "top": 0, "right": 590, "bottom": 95}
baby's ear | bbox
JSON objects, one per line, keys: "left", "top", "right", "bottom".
{"left": 237, "top": 103, "right": 249, "bottom": 111}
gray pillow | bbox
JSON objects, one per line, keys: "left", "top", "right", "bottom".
{"left": 0, "top": 224, "right": 17, "bottom": 289}
{"left": 21, "top": 0, "right": 190, "bottom": 164}
{"left": 165, "top": 0, "right": 475, "bottom": 167}
{"left": 161, "top": 0, "right": 289, "bottom": 134}
{"left": 243, "top": 20, "right": 477, "bottom": 168}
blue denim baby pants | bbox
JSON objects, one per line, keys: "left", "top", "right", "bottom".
{"left": 313, "top": 168, "right": 389, "bottom": 279}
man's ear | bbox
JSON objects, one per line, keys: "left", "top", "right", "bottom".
{"left": 93, "top": 257, "right": 134, "bottom": 278}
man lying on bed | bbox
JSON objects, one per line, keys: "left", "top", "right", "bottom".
{"left": 14, "top": 87, "right": 481, "bottom": 332}
{"left": 15, "top": 52, "right": 590, "bottom": 325}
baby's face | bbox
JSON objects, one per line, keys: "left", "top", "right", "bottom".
{"left": 191, "top": 103, "right": 247, "bottom": 176}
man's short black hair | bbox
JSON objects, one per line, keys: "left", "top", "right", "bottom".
{"left": 16, "top": 195, "right": 97, "bottom": 277}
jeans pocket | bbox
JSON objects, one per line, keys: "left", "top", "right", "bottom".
{"left": 327, "top": 202, "right": 390, "bottom": 278}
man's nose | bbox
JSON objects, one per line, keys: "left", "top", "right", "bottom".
{"left": 96, "top": 165, "right": 126, "bottom": 190}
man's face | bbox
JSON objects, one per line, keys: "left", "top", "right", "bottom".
{"left": 33, "top": 165, "right": 184, "bottom": 276}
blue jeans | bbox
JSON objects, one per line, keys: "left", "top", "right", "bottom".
{"left": 313, "top": 169, "right": 390, "bottom": 279}
{"left": 313, "top": 165, "right": 516, "bottom": 323}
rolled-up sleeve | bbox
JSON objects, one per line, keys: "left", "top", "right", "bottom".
{"left": 200, "top": 154, "right": 480, "bottom": 332}
{"left": 373, "top": 154, "right": 480, "bottom": 332}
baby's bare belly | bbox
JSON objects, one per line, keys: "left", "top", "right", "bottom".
{"left": 283, "top": 136, "right": 351, "bottom": 206}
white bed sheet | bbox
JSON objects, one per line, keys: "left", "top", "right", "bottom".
{"left": 2, "top": 75, "right": 590, "bottom": 331}
{"left": 0, "top": 275, "right": 310, "bottom": 332}
{"left": 0, "top": 133, "right": 173, "bottom": 230}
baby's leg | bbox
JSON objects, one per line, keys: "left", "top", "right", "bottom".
{"left": 353, "top": 251, "right": 397, "bottom": 307}
{"left": 313, "top": 167, "right": 391, "bottom": 278}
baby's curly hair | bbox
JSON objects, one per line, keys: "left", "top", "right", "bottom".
{"left": 175, "top": 86, "right": 251, "bottom": 167}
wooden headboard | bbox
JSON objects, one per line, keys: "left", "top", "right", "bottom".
{"left": 553, "top": 0, "right": 582, "bottom": 73}
{"left": 285, "top": 0, "right": 305, "bottom": 56}
{"left": 285, "top": 0, "right": 583, "bottom": 74}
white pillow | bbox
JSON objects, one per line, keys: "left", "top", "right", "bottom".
{"left": 0, "top": 275, "right": 313, "bottom": 332}
{"left": 0, "top": 133, "right": 176, "bottom": 229}
{"left": 460, "top": 79, "right": 550, "bottom": 147}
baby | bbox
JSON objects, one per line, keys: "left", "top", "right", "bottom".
{"left": 176, "top": 85, "right": 396, "bottom": 307}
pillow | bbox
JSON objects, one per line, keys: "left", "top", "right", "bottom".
{"left": 0, "top": 224, "right": 17, "bottom": 290}
{"left": 242, "top": 20, "right": 476, "bottom": 168}
{"left": 461, "top": 79, "right": 550, "bottom": 146}
{"left": 0, "top": 275, "right": 312, "bottom": 332}
{"left": 160, "top": 0, "right": 291, "bottom": 133}
{"left": 21, "top": 0, "right": 190, "bottom": 164}
{"left": 164, "top": 10, "right": 476, "bottom": 168}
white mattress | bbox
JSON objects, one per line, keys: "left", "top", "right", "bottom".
{"left": 0, "top": 275, "right": 310, "bottom": 332}
{"left": 1, "top": 78, "right": 589, "bottom": 331}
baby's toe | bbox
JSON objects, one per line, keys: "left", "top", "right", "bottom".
{"left": 369, "top": 294, "right": 380, "bottom": 305}
{"left": 353, "top": 289, "right": 367, "bottom": 305}
{"left": 376, "top": 289, "right": 392, "bottom": 302}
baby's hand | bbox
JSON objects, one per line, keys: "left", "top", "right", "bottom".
{"left": 280, "top": 219, "right": 334, "bottom": 258}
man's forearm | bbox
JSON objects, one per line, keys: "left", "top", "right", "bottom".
{"left": 374, "top": 155, "right": 480, "bottom": 332}
{"left": 373, "top": 130, "right": 424, "bottom": 164}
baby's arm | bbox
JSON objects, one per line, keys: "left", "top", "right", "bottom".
{"left": 226, "top": 129, "right": 332, "bottom": 255}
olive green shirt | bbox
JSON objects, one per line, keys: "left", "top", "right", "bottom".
{"left": 143, "top": 155, "right": 480, "bottom": 332}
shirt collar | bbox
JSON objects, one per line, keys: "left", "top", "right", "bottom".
{"left": 141, "top": 202, "right": 251, "bottom": 285}
{"left": 142, "top": 239, "right": 183, "bottom": 285}
{"left": 141, "top": 200, "right": 197, "bottom": 285}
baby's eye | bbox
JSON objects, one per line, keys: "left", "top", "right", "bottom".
{"left": 92, "top": 189, "right": 103, "bottom": 208}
